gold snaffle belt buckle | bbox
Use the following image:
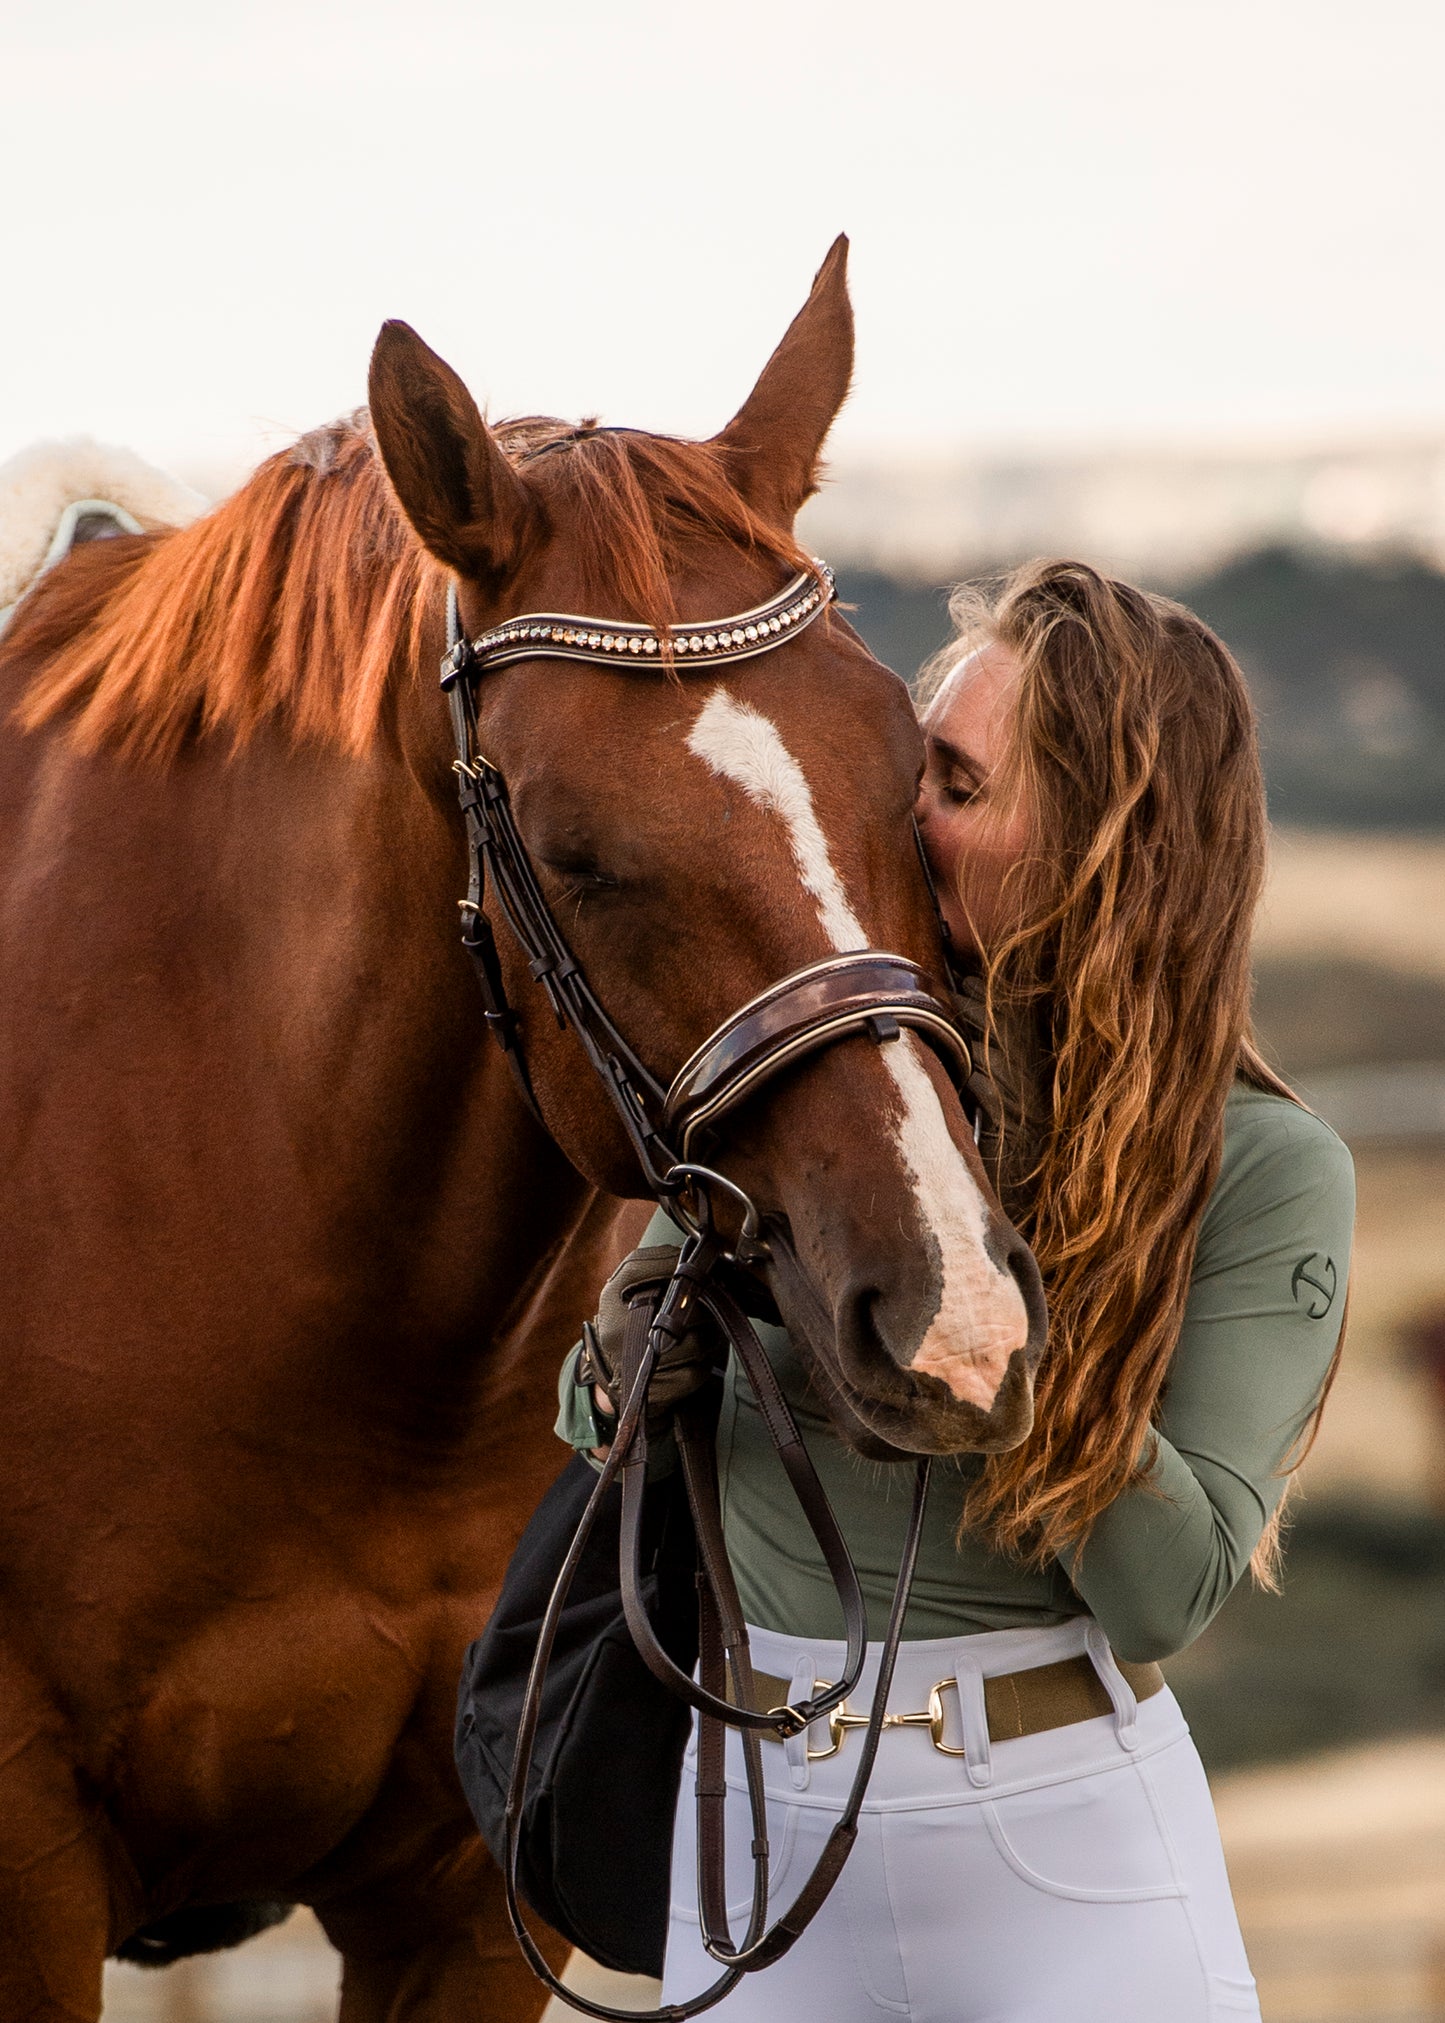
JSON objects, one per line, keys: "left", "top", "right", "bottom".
{"left": 796, "top": 1678, "right": 965, "bottom": 1761}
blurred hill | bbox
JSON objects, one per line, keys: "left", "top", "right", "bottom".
{"left": 1189, "top": 549, "right": 1445, "bottom": 830}
{"left": 837, "top": 547, "right": 1445, "bottom": 830}
{"left": 803, "top": 439, "right": 1445, "bottom": 586}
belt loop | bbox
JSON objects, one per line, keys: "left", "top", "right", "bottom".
{"left": 953, "top": 1648, "right": 993, "bottom": 1788}
{"left": 1085, "top": 1622, "right": 1140, "bottom": 1751}
{"left": 785, "top": 1653, "right": 814, "bottom": 1791}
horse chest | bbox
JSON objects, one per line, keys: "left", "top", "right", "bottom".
{"left": 102, "top": 1579, "right": 462, "bottom": 1885}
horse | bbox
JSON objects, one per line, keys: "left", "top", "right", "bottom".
{"left": 0, "top": 238, "right": 1045, "bottom": 2021}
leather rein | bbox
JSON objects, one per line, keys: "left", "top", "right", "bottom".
{"left": 442, "top": 560, "right": 972, "bottom": 2017}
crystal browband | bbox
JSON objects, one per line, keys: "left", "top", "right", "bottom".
{"left": 442, "top": 561, "right": 835, "bottom": 685}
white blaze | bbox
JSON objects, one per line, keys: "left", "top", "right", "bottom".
{"left": 686, "top": 687, "right": 1029, "bottom": 1407}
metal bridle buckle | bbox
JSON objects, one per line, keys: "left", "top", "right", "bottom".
{"left": 664, "top": 1162, "right": 770, "bottom": 1267}
{"left": 802, "top": 1678, "right": 966, "bottom": 1760}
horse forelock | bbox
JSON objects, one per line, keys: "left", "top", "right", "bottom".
{"left": 8, "top": 409, "right": 810, "bottom": 769}
{"left": 490, "top": 415, "right": 813, "bottom": 644}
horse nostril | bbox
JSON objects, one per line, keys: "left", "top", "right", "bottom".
{"left": 1003, "top": 1239, "right": 1048, "bottom": 1353}
{"left": 854, "top": 1285, "right": 891, "bottom": 1360}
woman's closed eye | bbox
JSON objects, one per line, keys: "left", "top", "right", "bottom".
{"left": 923, "top": 733, "right": 987, "bottom": 809}
{"left": 941, "top": 769, "right": 981, "bottom": 808}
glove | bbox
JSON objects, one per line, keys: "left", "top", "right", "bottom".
{"left": 577, "top": 1245, "right": 719, "bottom": 1435}
{"left": 947, "top": 971, "right": 1053, "bottom": 1226}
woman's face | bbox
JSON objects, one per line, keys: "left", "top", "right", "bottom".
{"left": 916, "top": 640, "right": 1032, "bottom": 958}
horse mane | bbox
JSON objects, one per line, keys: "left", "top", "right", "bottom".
{"left": 11, "top": 411, "right": 810, "bottom": 767}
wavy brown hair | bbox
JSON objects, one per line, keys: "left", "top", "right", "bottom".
{"left": 921, "top": 559, "right": 1333, "bottom": 1579}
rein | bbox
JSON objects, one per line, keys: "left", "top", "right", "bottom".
{"left": 442, "top": 563, "right": 969, "bottom": 2016}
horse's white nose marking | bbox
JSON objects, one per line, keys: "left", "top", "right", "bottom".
{"left": 686, "top": 688, "right": 1028, "bottom": 1404}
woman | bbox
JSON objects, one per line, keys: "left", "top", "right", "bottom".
{"left": 558, "top": 559, "right": 1354, "bottom": 2021}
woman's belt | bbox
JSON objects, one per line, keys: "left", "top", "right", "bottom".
{"left": 735, "top": 1653, "right": 1165, "bottom": 1761}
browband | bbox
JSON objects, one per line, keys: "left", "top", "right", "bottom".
{"left": 442, "top": 562, "right": 835, "bottom": 684}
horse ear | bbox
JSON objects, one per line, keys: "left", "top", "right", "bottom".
{"left": 367, "top": 321, "right": 545, "bottom": 586}
{"left": 711, "top": 235, "right": 854, "bottom": 529}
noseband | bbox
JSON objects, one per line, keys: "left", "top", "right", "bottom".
{"left": 440, "top": 560, "right": 971, "bottom": 1241}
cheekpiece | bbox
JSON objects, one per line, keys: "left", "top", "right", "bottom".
{"left": 451, "top": 562, "right": 836, "bottom": 682}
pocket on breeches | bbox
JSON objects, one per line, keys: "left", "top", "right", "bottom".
{"left": 982, "top": 1757, "right": 1185, "bottom": 1903}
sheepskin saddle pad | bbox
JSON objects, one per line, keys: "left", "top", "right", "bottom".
{"left": 0, "top": 438, "right": 208, "bottom": 633}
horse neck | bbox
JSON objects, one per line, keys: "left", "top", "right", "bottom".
{"left": 244, "top": 669, "right": 647, "bottom": 1446}
{"left": 0, "top": 685, "right": 597, "bottom": 1440}
{"left": 237, "top": 710, "right": 595, "bottom": 1368}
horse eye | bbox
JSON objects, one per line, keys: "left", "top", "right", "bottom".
{"left": 546, "top": 856, "right": 619, "bottom": 893}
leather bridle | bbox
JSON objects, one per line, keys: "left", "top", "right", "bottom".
{"left": 442, "top": 559, "right": 974, "bottom": 2018}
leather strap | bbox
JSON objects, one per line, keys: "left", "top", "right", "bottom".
{"left": 662, "top": 952, "right": 972, "bottom": 1158}
{"left": 736, "top": 1459, "right": 929, "bottom": 1972}
{"left": 619, "top": 1279, "right": 869, "bottom": 1733}
{"left": 447, "top": 679, "right": 548, "bottom": 1127}
{"left": 455, "top": 562, "right": 836, "bottom": 678}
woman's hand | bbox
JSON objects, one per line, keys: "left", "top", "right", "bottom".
{"left": 580, "top": 1245, "right": 718, "bottom": 1443}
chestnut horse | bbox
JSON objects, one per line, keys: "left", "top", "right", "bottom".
{"left": 0, "top": 241, "right": 1043, "bottom": 2020}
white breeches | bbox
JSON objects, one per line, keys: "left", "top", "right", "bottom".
{"left": 661, "top": 1619, "right": 1260, "bottom": 2022}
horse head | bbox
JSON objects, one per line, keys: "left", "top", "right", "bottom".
{"left": 367, "top": 239, "right": 1046, "bottom": 1460}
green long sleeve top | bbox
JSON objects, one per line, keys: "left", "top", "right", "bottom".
{"left": 557, "top": 1083, "right": 1354, "bottom": 1663}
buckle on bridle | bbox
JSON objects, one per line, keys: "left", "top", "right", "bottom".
{"left": 664, "top": 1162, "right": 770, "bottom": 1268}
{"left": 440, "top": 636, "right": 474, "bottom": 690}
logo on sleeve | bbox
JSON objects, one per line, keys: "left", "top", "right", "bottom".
{"left": 1291, "top": 1254, "right": 1337, "bottom": 1319}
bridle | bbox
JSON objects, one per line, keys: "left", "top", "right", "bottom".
{"left": 441, "top": 556, "right": 975, "bottom": 2018}
{"left": 441, "top": 557, "right": 973, "bottom": 1246}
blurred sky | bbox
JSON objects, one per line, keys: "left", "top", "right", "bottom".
{"left": 4, "top": 0, "right": 1444, "bottom": 475}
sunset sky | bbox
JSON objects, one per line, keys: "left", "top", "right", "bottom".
{"left": 5, "top": 0, "right": 1443, "bottom": 476}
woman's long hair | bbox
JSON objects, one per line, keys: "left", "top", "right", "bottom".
{"left": 921, "top": 559, "right": 1334, "bottom": 1579}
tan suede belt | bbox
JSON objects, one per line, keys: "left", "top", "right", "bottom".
{"left": 734, "top": 1653, "right": 1165, "bottom": 1761}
